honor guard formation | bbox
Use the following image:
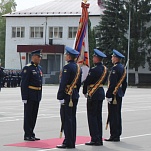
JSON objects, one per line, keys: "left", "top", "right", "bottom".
{"left": 1, "top": 47, "right": 127, "bottom": 149}
{"left": 0, "top": 68, "right": 21, "bottom": 88}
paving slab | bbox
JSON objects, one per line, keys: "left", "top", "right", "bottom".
{"left": 0, "top": 86, "right": 151, "bottom": 151}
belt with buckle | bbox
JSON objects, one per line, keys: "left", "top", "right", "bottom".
{"left": 28, "top": 85, "right": 41, "bottom": 90}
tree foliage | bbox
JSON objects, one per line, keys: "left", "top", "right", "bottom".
{"left": 127, "top": 0, "right": 151, "bottom": 71}
{"left": 97, "top": 0, "right": 151, "bottom": 71}
{"left": 97, "top": 0, "right": 127, "bottom": 69}
{"left": 0, "top": 0, "right": 16, "bottom": 66}
{"left": 88, "top": 18, "right": 96, "bottom": 67}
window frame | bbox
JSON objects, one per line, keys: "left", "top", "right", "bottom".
{"left": 12, "top": 26, "right": 25, "bottom": 38}
{"left": 49, "top": 26, "right": 63, "bottom": 39}
{"left": 30, "top": 26, "right": 44, "bottom": 38}
{"left": 68, "top": 26, "right": 78, "bottom": 39}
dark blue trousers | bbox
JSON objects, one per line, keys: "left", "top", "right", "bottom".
{"left": 24, "top": 100, "right": 39, "bottom": 137}
{"left": 108, "top": 96, "right": 122, "bottom": 138}
{"left": 87, "top": 99, "right": 103, "bottom": 142}
{"left": 60, "top": 99, "right": 78, "bottom": 148}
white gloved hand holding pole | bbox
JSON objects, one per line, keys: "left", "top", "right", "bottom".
{"left": 22, "top": 100, "right": 27, "bottom": 104}
{"left": 59, "top": 99, "right": 64, "bottom": 104}
{"left": 106, "top": 98, "right": 112, "bottom": 104}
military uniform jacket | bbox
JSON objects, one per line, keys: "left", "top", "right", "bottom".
{"left": 21, "top": 61, "right": 43, "bottom": 102}
{"left": 106, "top": 62, "right": 127, "bottom": 98}
{"left": 83, "top": 62, "right": 107, "bottom": 100}
{"left": 57, "top": 60, "right": 82, "bottom": 101}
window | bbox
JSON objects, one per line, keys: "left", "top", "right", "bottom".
{"left": 30, "top": 27, "right": 43, "bottom": 38}
{"left": 49, "top": 27, "right": 63, "bottom": 39}
{"left": 12, "top": 27, "right": 25, "bottom": 38}
{"left": 68, "top": 27, "right": 78, "bottom": 38}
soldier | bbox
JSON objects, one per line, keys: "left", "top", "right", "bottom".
{"left": 0, "top": 67, "right": 5, "bottom": 91}
{"left": 105, "top": 49, "right": 127, "bottom": 142}
{"left": 6, "top": 71, "right": 11, "bottom": 88}
{"left": 17, "top": 70, "right": 21, "bottom": 87}
{"left": 21, "top": 49, "right": 43, "bottom": 141}
{"left": 83, "top": 49, "right": 108, "bottom": 146}
{"left": 56, "top": 46, "right": 82, "bottom": 149}
{"left": 10, "top": 70, "right": 15, "bottom": 87}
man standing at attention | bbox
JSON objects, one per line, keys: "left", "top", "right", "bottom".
{"left": 105, "top": 49, "right": 127, "bottom": 142}
{"left": 56, "top": 46, "right": 82, "bottom": 149}
{"left": 83, "top": 49, "right": 108, "bottom": 146}
{"left": 21, "top": 50, "right": 43, "bottom": 141}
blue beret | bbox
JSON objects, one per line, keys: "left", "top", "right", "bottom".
{"left": 31, "top": 49, "right": 42, "bottom": 57}
{"left": 93, "top": 49, "right": 107, "bottom": 58}
{"left": 65, "top": 46, "right": 79, "bottom": 56}
{"left": 112, "top": 49, "right": 125, "bottom": 58}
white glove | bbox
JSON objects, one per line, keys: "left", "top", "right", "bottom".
{"left": 59, "top": 99, "right": 64, "bottom": 104}
{"left": 22, "top": 100, "right": 27, "bottom": 104}
{"left": 84, "top": 94, "right": 88, "bottom": 98}
{"left": 106, "top": 98, "right": 112, "bottom": 104}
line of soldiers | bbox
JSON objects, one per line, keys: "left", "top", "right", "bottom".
{"left": 20, "top": 48, "right": 127, "bottom": 150}
{"left": 1, "top": 70, "right": 21, "bottom": 88}
{"left": 56, "top": 47, "right": 127, "bottom": 148}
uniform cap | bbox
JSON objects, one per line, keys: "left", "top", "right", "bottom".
{"left": 65, "top": 46, "right": 79, "bottom": 56}
{"left": 31, "top": 49, "right": 42, "bottom": 57}
{"left": 112, "top": 49, "right": 125, "bottom": 58}
{"left": 93, "top": 49, "right": 107, "bottom": 58}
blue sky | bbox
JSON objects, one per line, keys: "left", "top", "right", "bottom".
{"left": 15, "top": 0, "right": 53, "bottom": 11}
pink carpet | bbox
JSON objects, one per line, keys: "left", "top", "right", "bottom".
{"left": 5, "top": 136, "right": 91, "bottom": 149}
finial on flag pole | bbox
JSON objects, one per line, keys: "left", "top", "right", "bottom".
{"left": 82, "top": 0, "right": 88, "bottom": 4}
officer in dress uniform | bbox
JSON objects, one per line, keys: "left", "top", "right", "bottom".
{"left": 105, "top": 49, "right": 127, "bottom": 142}
{"left": 21, "top": 49, "right": 43, "bottom": 141}
{"left": 83, "top": 49, "right": 108, "bottom": 146}
{"left": 56, "top": 46, "right": 82, "bottom": 149}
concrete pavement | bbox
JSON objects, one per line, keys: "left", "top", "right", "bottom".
{"left": 0, "top": 86, "right": 151, "bottom": 151}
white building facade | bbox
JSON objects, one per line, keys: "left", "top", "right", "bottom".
{"left": 4, "top": 0, "right": 151, "bottom": 85}
{"left": 4, "top": 0, "right": 103, "bottom": 83}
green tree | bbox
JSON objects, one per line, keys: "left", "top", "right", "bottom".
{"left": 0, "top": 0, "right": 16, "bottom": 66}
{"left": 125, "top": 0, "right": 151, "bottom": 84}
{"left": 97, "top": 0, "right": 151, "bottom": 84}
{"left": 88, "top": 19, "right": 96, "bottom": 67}
{"left": 97, "top": 0, "right": 127, "bottom": 69}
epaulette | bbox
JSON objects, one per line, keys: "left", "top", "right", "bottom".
{"left": 26, "top": 63, "right": 32, "bottom": 67}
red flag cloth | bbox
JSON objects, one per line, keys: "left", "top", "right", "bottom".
{"left": 74, "top": 2, "right": 90, "bottom": 67}
{"left": 73, "top": 2, "right": 90, "bottom": 82}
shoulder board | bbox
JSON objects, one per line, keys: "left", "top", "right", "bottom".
{"left": 26, "top": 63, "right": 32, "bottom": 67}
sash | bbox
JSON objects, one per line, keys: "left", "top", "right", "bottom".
{"left": 88, "top": 66, "right": 107, "bottom": 97}
{"left": 65, "top": 64, "right": 81, "bottom": 95}
{"left": 113, "top": 68, "right": 126, "bottom": 95}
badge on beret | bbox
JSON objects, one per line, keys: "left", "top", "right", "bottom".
{"left": 23, "top": 69, "right": 27, "bottom": 73}
{"left": 64, "top": 69, "right": 67, "bottom": 72}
